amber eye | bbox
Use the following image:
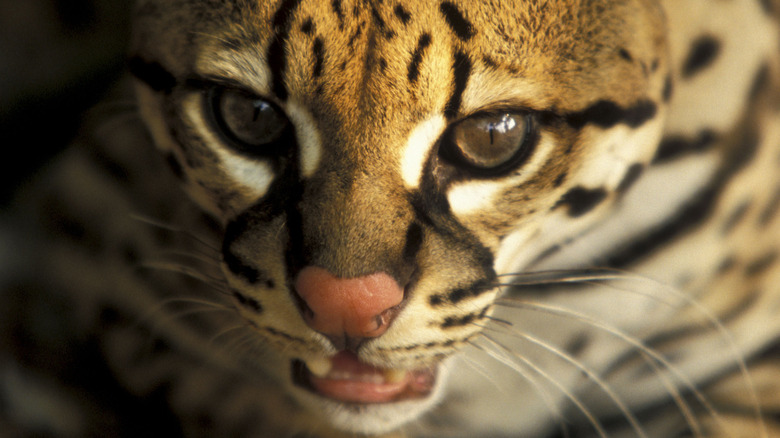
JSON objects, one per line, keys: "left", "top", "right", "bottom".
{"left": 440, "top": 112, "right": 535, "bottom": 175}
{"left": 208, "top": 87, "right": 289, "bottom": 156}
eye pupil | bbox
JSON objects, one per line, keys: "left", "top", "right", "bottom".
{"left": 209, "top": 88, "right": 289, "bottom": 155}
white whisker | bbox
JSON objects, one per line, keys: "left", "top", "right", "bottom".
{"left": 479, "top": 323, "right": 648, "bottom": 438}
{"left": 495, "top": 298, "right": 718, "bottom": 435}
{"left": 130, "top": 214, "right": 221, "bottom": 252}
{"left": 464, "top": 342, "right": 572, "bottom": 438}
{"left": 477, "top": 334, "right": 609, "bottom": 438}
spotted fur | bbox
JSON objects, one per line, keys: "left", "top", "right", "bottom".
{"left": 2, "top": 0, "right": 780, "bottom": 437}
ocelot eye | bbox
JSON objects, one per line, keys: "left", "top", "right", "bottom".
{"left": 208, "top": 87, "right": 289, "bottom": 155}
{"left": 440, "top": 112, "right": 535, "bottom": 175}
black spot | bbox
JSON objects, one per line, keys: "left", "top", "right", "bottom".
{"left": 394, "top": 5, "right": 411, "bottom": 24}
{"left": 565, "top": 334, "right": 589, "bottom": 356}
{"left": 439, "top": 2, "right": 474, "bottom": 40}
{"left": 759, "top": 185, "right": 780, "bottom": 227}
{"left": 556, "top": 187, "right": 608, "bottom": 218}
{"left": 723, "top": 126, "right": 760, "bottom": 175}
{"left": 662, "top": 74, "right": 674, "bottom": 102}
{"left": 759, "top": 0, "right": 775, "bottom": 14}
{"left": 717, "top": 256, "right": 737, "bottom": 274}
{"left": 331, "top": 0, "right": 345, "bottom": 27}
{"left": 482, "top": 55, "right": 498, "bottom": 68}
{"left": 618, "top": 48, "right": 633, "bottom": 62}
{"left": 408, "top": 33, "right": 432, "bottom": 84}
{"left": 749, "top": 63, "right": 770, "bottom": 101}
{"left": 300, "top": 18, "right": 314, "bottom": 34}
{"left": 564, "top": 100, "right": 657, "bottom": 130}
{"left": 553, "top": 172, "right": 568, "bottom": 188}
{"left": 312, "top": 38, "right": 325, "bottom": 78}
{"left": 347, "top": 26, "right": 363, "bottom": 48}
{"left": 745, "top": 251, "right": 778, "bottom": 277}
{"left": 682, "top": 36, "right": 721, "bottom": 78}
{"left": 371, "top": 6, "right": 387, "bottom": 30}
{"left": 127, "top": 57, "right": 177, "bottom": 94}
{"left": 617, "top": 164, "right": 644, "bottom": 193}
{"left": 164, "top": 153, "right": 185, "bottom": 179}
{"left": 653, "top": 130, "right": 717, "bottom": 164}
{"left": 721, "top": 200, "right": 751, "bottom": 235}
{"left": 444, "top": 51, "right": 471, "bottom": 119}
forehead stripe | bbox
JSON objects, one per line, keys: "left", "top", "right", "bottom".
{"left": 439, "top": 2, "right": 475, "bottom": 41}
{"left": 268, "top": 0, "right": 302, "bottom": 100}
{"left": 444, "top": 51, "right": 471, "bottom": 119}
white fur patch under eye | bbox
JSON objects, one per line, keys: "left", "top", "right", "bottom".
{"left": 284, "top": 100, "right": 322, "bottom": 178}
{"left": 447, "top": 181, "right": 504, "bottom": 215}
{"left": 217, "top": 152, "right": 275, "bottom": 195}
{"left": 401, "top": 115, "right": 446, "bottom": 188}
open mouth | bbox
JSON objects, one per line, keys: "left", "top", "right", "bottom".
{"left": 292, "top": 351, "right": 438, "bottom": 404}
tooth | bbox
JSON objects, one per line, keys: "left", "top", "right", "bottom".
{"left": 384, "top": 368, "right": 407, "bottom": 384}
{"left": 306, "top": 358, "right": 332, "bottom": 378}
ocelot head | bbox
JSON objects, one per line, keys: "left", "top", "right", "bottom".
{"left": 130, "top": 0, "right": 668, "bottom": 433}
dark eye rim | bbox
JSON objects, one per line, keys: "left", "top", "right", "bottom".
{"left": 438, "top": 111, "right": 539, "bottom": 177}
{"left": 205, "top": 86, "right": 293, "bottom": 158}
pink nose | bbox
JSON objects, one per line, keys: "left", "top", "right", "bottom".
{"left": 294, "top": 266, "right": 405, "bottom": 338}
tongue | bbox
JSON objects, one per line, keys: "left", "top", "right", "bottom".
{"left": 308, "top": 352, "right": 411, "bottom": 403}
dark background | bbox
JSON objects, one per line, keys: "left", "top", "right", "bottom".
{"left": 0, "top": 0, "right": 132, "bottom": 205}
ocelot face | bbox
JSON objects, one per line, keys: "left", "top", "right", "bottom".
{"left": 131, "top": 0, "right": 667, "bottom": 433}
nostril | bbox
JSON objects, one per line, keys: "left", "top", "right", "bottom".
{"left": 294, "top": 266, "right": 405, "bottom": 339}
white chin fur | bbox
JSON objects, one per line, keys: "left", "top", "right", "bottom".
{"left": 292, "top": 360, "right": 452, "bottom": 435}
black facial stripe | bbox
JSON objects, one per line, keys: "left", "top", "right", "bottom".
{"left": 428, "top": 278, "right": 495, "bottom": 307}
{"left": 444, "top": 51, "right": 471, "bottom": 119}
{"left": 408, "top": 33, "right": 432, "bottom": 84}
{"left": 233, "top": 290, "right": 264, "bottom": 313}
{"left": 682, "top": 35, "right": 721, "bottom": 78}
{"left": 440, "top": 309, "right": 489, "bottom": 329}
{"left": 222, "top": 215, "right": 269, "bottom": 285}
{"left": 563, "top": 99, "right": 658, "bottom": 130}
{"left": 128, "top": 57, "right": 177, "bottom": 94}
{"left": 555, "top": 187, "right": 608, "bottom": 218}
{"left": 268, "top": 0, "right": 303, "bottom": 100}
{"left": 439, "top": 2, "right": 474, "bottom": 41}
{"left": 402, "top": 222, "right": 424, "bottom": 265}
